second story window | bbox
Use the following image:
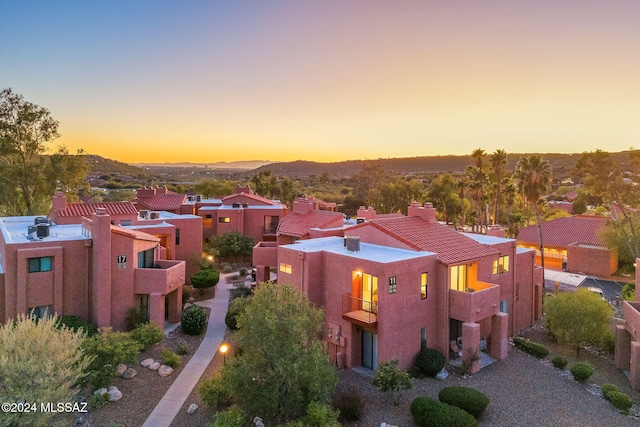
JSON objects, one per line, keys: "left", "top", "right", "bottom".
{"left": 279, "top": 263, "right": 292, "bottom": 274}
{"left": 138, "top": 248, "right": 155, "bottom": 268}
{"left": 421, "top": 272, "right": 428, "bottom": 299}
{"left": 493, "top": 255, "right": 510, "bottom": 274}
{"left": 219, "top": 217, "right": 231, "bottom": 223}
{"left": 28, "top": 256, "right": 52, "bottom": 273}
{"left": 450, "top": 265, "right": 467, "bottom": 291}
{"left": 175, "top": 228, "right": 180, "bottom": 245}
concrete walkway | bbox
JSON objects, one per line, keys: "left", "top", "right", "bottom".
{"left": 142, "top": 282, "right": 231, "bottom": 427}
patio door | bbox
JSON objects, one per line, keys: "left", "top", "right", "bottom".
{"left": 361, "top": 273, "right": 378, "bottom": 313}
{"left": 362, "top": 331, "right": 378, "bottom": 369}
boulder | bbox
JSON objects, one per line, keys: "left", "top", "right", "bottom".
{"left": 107, "top": 386, "right": 122, "bottom": 402}
{"left": 253, "top": 417, "right": 264, "bottom": 427}
{"left": 140, "top": 358, "right": 154, "bottom": 368}
{"left": 187, "top": 403, "right": 198, "bottom": 414}
{"left": 158, "top": 365, "right": 174, "bottom": 377}
{"left": 122, "top": 368, "right": 137, "bottom": 379}
{"left": 116, "top": 363, "right": 127, "bottom": 376}
{"left": 149, "top": 362, "right": 161, "bottom": 371}
{"left": 93, "top": 388, "right": 107, "bottom": 396}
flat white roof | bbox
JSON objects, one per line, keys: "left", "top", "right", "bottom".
{"left": 463, "top": 233, "right": 514, "bottom": 245}
{"left": 281, "top": 236, "right": 436, "bottom": 263}
{"left": 516, "top": 247, "right": 534, "bottom": 254}
{"left": 0, "top": 216, "right": 88, "bottom": 244}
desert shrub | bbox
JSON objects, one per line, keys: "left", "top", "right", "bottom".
{"left": 551, "top": 355, "right": 568, "bottom": 369}
{"left": 332, "top": 387, "right": 364, "bottom": 422}
{"left": 230, "top": 287, "right": 253, "bottom": 300}
{"left": 161, "top": 348, "right": 181, "bottom": 368}
{"left": 191, "top": 269, "right": 220, "bottom": 293}
{"left": 56, "top": 315, "right": 98, "bottom": 336}
{"left": 301, "top": 401, "right": 341, "bottom": 427}
{"left": 200, "top": 372, "right": 234, "bottom": 410}
{"left": 601, "top": 383, "right": 618, "bottom": 399}
{"left": 182, "top": 285, "right": 193, "bottom": 303}
{"left": 239, "top": 267, "right": 248, "bottom": 277}
{"left": 181, "top": 304, "right": 207, "bottom": 335}
{"left": 177, "top": 341, "right": 189, "bottom": 355}
{"left": 607, "top": 390, "right": 633, "bottom": 414}
{"left": 410, "top": 397, "right": 478, "bottom": 427}
{"left": 87, "top": 393, "right": 109, "bottom": 409}
{"left": 438, "top": 386, "right": 489, "bottom": 418}
{"left": 81, "top": 327, "right": 142, "bottom": 388}
{"left": 371, "top": 359, "right": 412, "bottom": 405}
{"left": 416, "top": 348, "right": 446, "bottom": 377}
{"left": 124, "top": 307, "right": 148, "bottom": 331}
{"left": 570, "top": 361, "right": 593, "bottom": 382}
{"left": 222, "top": 263, "right": 233, "bottom": 273}
{"left": 129, "top": 322, "right": 163, "bottom": 350}
{"left": 601, "top": 331, "right": 616, "bottom": 354}
{"left": 225, "top": 297, "right": 250, "bottom": 330}
{"left": 513, "top": 336, "right": 549, "bottom": 359}
{"left": 212, "top": 404, "right": 251, "bottom": 427}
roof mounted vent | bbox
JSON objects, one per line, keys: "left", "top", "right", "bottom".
{"left": 345, "top": 236, "right": 361, "bottom": 252}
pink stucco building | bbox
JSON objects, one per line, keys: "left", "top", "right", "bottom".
{"left": 616, "top": 261, "right": 640, "bottom": 390}
{"left": 272, "top": 202, "right": 542, "bottom": 373}
{"left": 0, "top": 193, "right": 204, "bottom": 331}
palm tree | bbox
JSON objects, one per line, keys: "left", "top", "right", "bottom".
{"left": 471, "top": 148, "right": 487, "bottom": 228}
{"left": 490, "top": 149, "right": 508, "bottom": 225}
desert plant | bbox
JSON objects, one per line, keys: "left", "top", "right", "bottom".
{"left": 191, "top": 269, "right": 220, "bottom": 294}
{"left": 438, "top": 386, "right": 489, "bottom": 418}
{"left": 212, "top": 404, "right": 251, "bottom": 427}
{"left": 161, "top": 348, "right": 181, "bottom": 368}
{"left": 601, "top": 383, "right": 619, "bottom": 400}
{"left": 124, "top": 306, "right": 148, "bottom": 331}
{"left": 410, "top": 397, "right": 478, "bottom": 427}
{"left": 239, "top": 267, "right": 248, "bottom": 277}
{"left": 332, "top": 387, "right": 364, "bottom": 422}
{"left": 129, "top": 322, "right": 163, "bottom": 350}
{"left": 551, "top": 355, "right": 568, "bottom": 369}
{"left": 177, "top": 341, "right": 189, "bottom": 355}
{"left": 201, "top": 372, "right": 234, "bottom": 410}
{"left": 181, "top": 304, "right": 207, "bottom": 335}
{"left": 230, "top": 287, "right": 253, "bottom": 300}
{"left": 182, "top": 285, "right": 193, "bottom": 303}
{"left": 87, "top": 393, "right": 109, "bottom": 409}
{"left": 222, "top": 263, "right": 233, "bottom": 273}
{"left": 372, "top": 359, "right": 413, "bottom": 405}
{"left": 570, "top": 361, "right": 593, "bottom": 382}
{"left": 606, "top": 390, "right": 633, "bottom": 414}
{"left": 513, "top": 336, "right": 549, "bottom": 359}
{"left": 225, "top": 296, "right": 250, "bottom": 330}
{"left": 81, "top": 327, "right": 142, "bottom": 388}
{"left": 416, "top": 348, "right": 446, "bottom": 377}
{"left": 55, "top": 315, "right": 98, "bottom": 336}
{"left": 301, "top": 401, "right": 341, "bottom": 427}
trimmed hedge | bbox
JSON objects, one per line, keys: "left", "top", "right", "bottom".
{"left": 570, "top": 362, "right": 593, "bottom": 382}
{"left": 55, "top": 315, "right": 98, "bottom": 336}
{"left": 551, "top": 355, "right": 568, "bottom": 369}
{"left": 416, "top": 348, "right": 446, "bottom": 377}
{"left": 410, "top": 397, "right": 478, "bottom": 427}
{"left": 438, "top": 386, "right": 489, "bottom": 418}
{"left": 513, "top": 337, "right": 549, "bottom": 359}
{"left": 602, "top": 383, "right": 633, "bottom": 414}
{"left": 181, "top": 304, "right": 207, "bottom": 335}
{"left": 129, "top": 322, "right": 164, "bottom": 350}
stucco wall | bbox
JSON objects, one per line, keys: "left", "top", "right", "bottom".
{"left": 567, "top": 244, "right": 617, "bottom": 276}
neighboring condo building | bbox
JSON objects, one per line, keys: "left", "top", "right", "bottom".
{"left": 273, "top": 202, "right": 542, "bottom": 373}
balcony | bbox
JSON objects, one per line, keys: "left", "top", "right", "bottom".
{"left": 253, "top": 241, "right": 278, "bottom": 266}
{"left": 342, "top": 294, "right": 377, "bottom": 326}
{"left": 623, "top": 301, "right": 640, "bottom": 339}
{"left": 134, "top": 259, "right": 185, "bottom": 295}
{"left": 449, "top": 280, "right": 500, "bottom": 323}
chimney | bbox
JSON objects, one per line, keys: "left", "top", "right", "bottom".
{"left": 51, "top": 192, "right": 67, "bottom": 212}
{"left": 293, "top": 200, "right": 314, "bottom": 214}
{"left": 408, "top": 202, "right": 437, "bottom": 223}
{"left": 356, "top": 206, "right": 377, "bottom": 221}
{"left": 91, "top": 207, "right": 112, "bottom": 328}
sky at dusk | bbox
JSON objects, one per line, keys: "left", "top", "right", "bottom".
{"left": 2, "top": 1, "right": 640, "bottom": 164}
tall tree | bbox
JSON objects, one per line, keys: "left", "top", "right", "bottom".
{"left": 471, "top": 148, "right": 488, "bottom": 228}
{"left": 46, "top": 146, "right": 90, "bottom": 202}
{"left": 427, "top": 173, "right": 463, "bottom": 225}
{"left": 194, "top": 179, "right": 236, "bottom": 198}
{"left": 490, "top": 149, "right": 508, "bottom": 224}
{"left": 352, "top": 161, "right": 386, "bottom": 202}
{"left": 0, "top": 88, "right": 60, "bottom": 214}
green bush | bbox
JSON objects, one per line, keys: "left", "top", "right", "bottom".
{"left": 230, "top": 287, "right": 253, "bottom": 300}
{"left": 181, "top": 304, "right": 207, "bottom": 335}
{"left": 410, "top": 397, "right": 478, "bottom": 427}
{"left": 87, "top": 393, "right": 109, "bottom": 409}
{"left": 225, "top": 297, "right": 249, "bottom": 331}
{"left": 212, "top": 404, "right": 250, "bottom": 427}
{"left": 601, "top": 331, "right": 616, "bottom": 355}
{"left": 416, "top": 348, "right": 446, "bottom": 377}
{"left": 239, "top": 267, "right": 248, "bottom": 277}
{"left": 607, "top": 390, "right": 633, "bottom": 414}
{"left": 438, "top": 386, "right": 489, "bottom": 418}
{"left": 161, "top": 348, "right": 181, "bottom": 368}
{"left": 177, "top": 342, "right": 189, "bottom": 355}
{"left": 551, "top": 355, "right": 568, "bottom": 369}
{"left": 301, "top": 401, "right": 340, "bottom": 427}
{"left": 56, "top": 315, "right": 98, "bottom": 336}
{"left": 513, "top": 336, "right": 549, "bottom": 359}
{"left": 81, "top": 328, "right": 142, "bottom": 388}
{"left": 570, "top": 362, "right": 593, "bottom": 382}
{"left": 124, "top": 307, "right": 148, "bottom": 331}
{"left": 191, "top": 269, "right": 220, "bottom": 292}
{"left": 200, "top": 372, "right": 234, "bottom": 410}
{"left": 601, "top": 383, "right": 618, "bottom": 400}
{"left": 222, "top": 263, "right": 233, "bottom": 273}
{"left": 129, "top": 322, "right": 163, "bottom": 350}
{"left": 332, "top": 387, "right": 364, "bottom": 422}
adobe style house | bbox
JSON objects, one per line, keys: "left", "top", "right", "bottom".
{"left": 197, "top": 185, "right": 288, "bottom": 244}
{"left": 0, "top": 208, "right": 185, "bottom": 332}
{"left": 274, "top": 202, "right": 542, "bottom": 373}
{"left": 516, "top": 215, "right": 618, "bottom": 276}
{"left": 134, "top": 186, "right": 194, "bottom": 215}
{"left": 616, "top": 263, "right": 640, "bottom": 390}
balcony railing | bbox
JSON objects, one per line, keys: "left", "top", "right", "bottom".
{"left": 449, "top": 280, "right": 500, "bottom": 323}
{"left": 134, "top": 259, "right": 185, "bottom": 295}
{"left": 342, "top": 293, "right": 378, "bottom": 325}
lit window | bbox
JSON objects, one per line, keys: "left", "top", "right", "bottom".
{"left": 450, "top": 265, "right": 467, "bottom": 291}
{"left": 28, "top": 257, "right": 52, "bottom": 273}
{"left": 388, "top": 276, "right": 397, "bottom": 294}
{"left": 421, "top": 272, "right": 428, "bottom": 299}
{"left": 492, "top": 255, "right": 510, "bottom": 274}
{"left": 279, "top": 263, "right": 292, "bottom": 274}
{"left": 219, "top": 217, "right": 231, "bottom": 223}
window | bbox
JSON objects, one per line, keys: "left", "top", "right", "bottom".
{"left": 388, "top": 276, "right": 397, "bottom": 294}
{"left": 219, "top": 217, "right": 231, "bottom": 223}
{"left": 28, "top": 256, "right": 52, "bottom": 273}
{"left": 28, "top": 305, "right": 52, "bottom": 319}
{"left": 450, "top": 265, "right": 467, "bottom": 291}
{"left": 264, "top": 215, "right": 280, "bottom": 233}
{"left": 203, "top": 214, "right": 212, "bottom": 227}
{"left": 500, "top": 299, "right": 509, "bottom": 313}
{"left": 279, "top": 263, "right": 292, "bottom": 274}
{"left": 175, "top": 228, "right": 180, "bottom": 245}
{"left": 492, "top": 255, "right": 510, "bottom": 274}
{"left": 421, "top": 272, "right": 428, "bottom": 299}
{"left": 420, "top": 327, "right": 427, "bottom": 351}
{"left": 138, "top": 248, "right": 155, "bottom": 268}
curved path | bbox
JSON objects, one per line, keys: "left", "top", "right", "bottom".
{"left": 142, "top": 282, "right": 231, "bottom": 427}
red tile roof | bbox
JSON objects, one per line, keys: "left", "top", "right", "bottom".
{"left": 278, "top": 210, "right": 344, "bottom": 237}
{"left": 516, "top": 215, "right": 609, "bottom": 247}
{"left": 375, "top": 213, "right": 405, "bottom": 219}
{"left": 222, "top": 192, "right": 277, "bottom": 206}
{"left": 56, "top": 202, "right": 139, "bottom": 217}
{"left": 362, "top": 216, "right": 498, "bottom": 264}
{"left": 137, "top": 194, "right": 186, "bottom": 211}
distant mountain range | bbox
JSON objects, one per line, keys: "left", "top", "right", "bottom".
{"left": 134, "top": 160, "right": 274, "bottom": 170}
